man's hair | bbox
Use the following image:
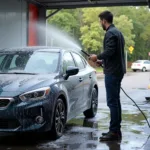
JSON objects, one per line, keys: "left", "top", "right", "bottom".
{"left": 98, "top": 11, "right": 113, "bottom": 24}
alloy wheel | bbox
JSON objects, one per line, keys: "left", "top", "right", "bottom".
{"left": 55, "top": 100, "right": 66, "bottom": 136}
{"left": 92, "top": 89, "right": 98, "bottom": 115}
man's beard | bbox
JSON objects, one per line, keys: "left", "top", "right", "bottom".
{"left": 102, "top": 24, "right": 106, "bottom": 31}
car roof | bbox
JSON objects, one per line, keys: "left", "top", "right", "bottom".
{"left": 0, "top": 46, "right": 82, "bottom": 54}
{"left": 0, "top": 46, "right": 63, "bottom": 53}
{"left": 136, "top": 60, "right": 149, "bottom": 62}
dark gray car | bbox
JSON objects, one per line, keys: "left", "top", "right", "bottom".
{"left": 0, "top": 47, "right": 98, "bottom": 139}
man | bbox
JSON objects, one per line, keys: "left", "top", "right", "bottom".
{"left": 90, "top": 11, "right": 126, "bottom": 141}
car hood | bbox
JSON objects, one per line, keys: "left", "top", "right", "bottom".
{"left": 0, "top": 74, "right": 57, "bottom": 96}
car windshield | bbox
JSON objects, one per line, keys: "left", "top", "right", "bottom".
{"left": 0, "top": 51, "right": 59, "bottom": 74}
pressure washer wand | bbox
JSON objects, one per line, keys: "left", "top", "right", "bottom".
{"left": 81, "top": 50, "right": 90, "bottom": 57}
{"left": 81, "top": 50, "right": 103, "bottom": 67}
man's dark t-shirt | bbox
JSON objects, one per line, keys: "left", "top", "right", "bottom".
{"left": 97, "top": 24, "right": 126, "bottom": 76}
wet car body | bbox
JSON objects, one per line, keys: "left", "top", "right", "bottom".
{"left": 0, "top": 47, "right": 98, "bottom": 138}
{"left": 0, "top": 74, "right": 58, "bottom": 132}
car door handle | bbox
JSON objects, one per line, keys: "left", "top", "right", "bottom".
{"left": 89, "top": 75, "right": 92, "bottom": 79}
{"left": 79, "top": 78, "right": 83, "bottom": 82}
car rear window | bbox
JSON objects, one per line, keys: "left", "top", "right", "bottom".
{"left": 135, "top": 60, "right": 142, "bottom": 63}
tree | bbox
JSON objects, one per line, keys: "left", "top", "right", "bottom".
{"left": 114, "top": 15, "right": 135, "bottom": 51}
{"left": 47, "top": 9, "right": 80, "bottom": 39}
{"left": 47, "top": 7, "right": 150, "bottom": 61}
{"left": 109, "top": 6, "right": 150, "bottom": 60}
{"left": 80, "top": 8, "right": 135, "bottom": 55}
{"left": 80, "top": 22, "right": 104, "bottom": 53}
{"left": 80, "top": 8, "right": 105, "bottom": 54}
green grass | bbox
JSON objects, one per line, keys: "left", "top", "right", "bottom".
{"left": 127, "top": 68, "right": 132, "bottom": 72}
{"left": 95, "top": 67, "right": 103, "bottom": 73}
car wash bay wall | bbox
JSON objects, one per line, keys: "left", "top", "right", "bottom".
{"left": 0, "top": 0, "right": 46, "bottom": 48}
{"left": 0, "top": 0, "right": 27, "bottom": 48}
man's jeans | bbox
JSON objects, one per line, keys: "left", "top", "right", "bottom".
{"left": 105, "top": 74, "right": 124, "bottom": 132}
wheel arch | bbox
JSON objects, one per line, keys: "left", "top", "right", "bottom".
{"left": 142, "top": 66, "right": 146, "bottom": 71}
{"left": 94, "top": 84, "right": 98, "bottom": 93}
{"left": 57, "top": 93, "right": 68, "bottom": 120}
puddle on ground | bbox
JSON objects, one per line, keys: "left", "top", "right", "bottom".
{"left": 132, "top": 88, "right": 148, "bottom": 90}
{"left": 0, "top": 99, "right": 150, "bottom": 150}
{"left": 36, "top": 105, "right": 150, "bottom": 150}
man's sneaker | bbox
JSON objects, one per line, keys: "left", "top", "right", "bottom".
{"left": 100, "top": 132, "right": 121, "bottom": 141}
{"left": 102, "top": 131, "right": 122, "bottom": 138}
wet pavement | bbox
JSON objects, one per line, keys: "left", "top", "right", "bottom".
{"left": 0, "top": 72, "right": 150, "bottom": 150}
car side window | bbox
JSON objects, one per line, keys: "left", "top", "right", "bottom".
{"left": 82, "top": 57, "right": 87, "bottom": 67}
{"left": 72, "top": 53, "right": 85, "bottom": 70}
{"left": 63, "top": 52, "right": 75, "bottom": 73}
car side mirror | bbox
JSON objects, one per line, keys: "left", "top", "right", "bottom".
{"left": 64, "top": 66, "right": 79, "bottom": 80}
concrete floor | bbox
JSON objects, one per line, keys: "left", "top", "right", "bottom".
{"left": 0, "top": 71, "right": 150, "bottom": 150}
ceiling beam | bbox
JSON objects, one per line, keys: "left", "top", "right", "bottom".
{"left": 46, "top": 0, "right": 148, "bottom": 9}
{"left": 27, "top": 0, "right": 149, "bottom": 9}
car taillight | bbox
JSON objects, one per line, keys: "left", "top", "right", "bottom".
{"left": 137, "top": 64, "right": 141, "bottom": 66}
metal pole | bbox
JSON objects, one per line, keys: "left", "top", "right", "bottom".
{"left": 46, "top": 14, "right": 48, "bottom": 46}
{"left": 46, "top": 9, "right": 62, "bottom": 19}
{"left": 126, "top": 50, "right": 128, "bottom": 71}
{"left": 51, "top": 38, "right": 53, "bottom": 47}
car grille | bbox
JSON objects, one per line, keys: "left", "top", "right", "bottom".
{"left": 0, "top": 119, "right": 20, "bottom": 129}
{"left": 0, "top": 98, "right": 12, "bottom": 108}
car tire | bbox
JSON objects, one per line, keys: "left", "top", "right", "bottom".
{"left": 84, "top": 88, "right": 98, "bottom": 118}
{"left": 133, "top": 69, "right": 137, "bottom": 72}
{"left": 51, "top": 98, "right": 66, "bottom": 139}
{"left": 142, "top": 67, "right": 146, "bottom": 72}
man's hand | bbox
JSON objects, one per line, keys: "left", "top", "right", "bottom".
{"left": 89, "top": 54, "right": 97, "bottom": 62}
{"left": 96, "top": 60, "right": 103, "bottom": 67}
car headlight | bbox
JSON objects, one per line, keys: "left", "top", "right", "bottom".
{"left": 19, "top": 87, "right": 50, "bottom": 101}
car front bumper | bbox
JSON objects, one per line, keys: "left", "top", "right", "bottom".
{"left": 0, "top": 96, "right": 54, "bottom": 132}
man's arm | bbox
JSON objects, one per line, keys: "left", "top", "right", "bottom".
{"left": 97, "top": 32, "right": 117, "bottom": 60}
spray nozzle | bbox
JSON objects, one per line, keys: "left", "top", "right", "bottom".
{"left": 81, "top": 50, "right": 103, "bottom": 68}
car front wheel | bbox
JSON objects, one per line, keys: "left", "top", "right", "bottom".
{"left": 84, "top": 88, "right": 98, "bottom": 118}
{"left": 51, "top": 98, "right": 66, "bottom": 139}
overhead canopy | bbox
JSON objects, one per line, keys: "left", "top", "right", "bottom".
{"left": 29, "top": 0, "right": 150, "bottom": 9}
